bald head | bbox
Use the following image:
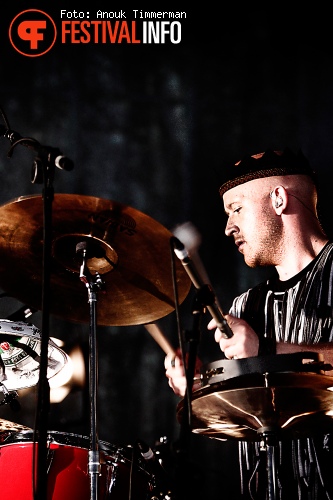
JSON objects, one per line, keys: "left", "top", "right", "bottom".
{"left": 223, "top": 174, "right": 318, "bottom": 216}
{"left": 223, "top": 173, "right": 325, "bottom": 270}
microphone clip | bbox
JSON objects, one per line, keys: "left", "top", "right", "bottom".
{"left": 0, "top": 383, "right": 20, "bottom": 411}
{"left": 193, "top": 283, "right": 217, "bottom": 313}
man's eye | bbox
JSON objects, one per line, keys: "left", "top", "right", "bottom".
{"left": 233, "top": 207, "right": 241, "bottom": 213}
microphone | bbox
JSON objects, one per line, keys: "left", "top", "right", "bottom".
{"left": 136, "top": 439, "right": 171, "bottom": 494}
{"left": 0, "top": 125, "right": 40, "bottom": 150}
{"left": 137, "top": 439, "right": 156, "bottom": 462}
{"left": 0, "top": 123, "right": 74, "bottom": 170}
{"left": 55, "top": 155, "right": 74, "bottom": 171}
{"left": 172, "top": 236, "right": 233, "bottom": 339}
{"left": 0, "top": 124, "right": 17, "bottom": 139}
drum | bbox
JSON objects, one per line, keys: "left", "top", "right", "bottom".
{"left": 0, "top": 430, "right": 155, "bottom": 499}
{"left": 0, "top": 319, "right": 69, "bottom": 391}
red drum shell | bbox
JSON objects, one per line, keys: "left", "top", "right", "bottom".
{"left": 0, "top": 430, "right": 153, "bottom": 500}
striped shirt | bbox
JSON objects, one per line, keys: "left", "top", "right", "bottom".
{"left": 228, "top": 241, "right": 333, "bottom": 499}
{"left": 230, "top": 241, "right": 333, "bottom": 346}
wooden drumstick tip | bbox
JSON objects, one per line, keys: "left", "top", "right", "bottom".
{"left": 143, "top": 323, "right": 176, "bottom": 356}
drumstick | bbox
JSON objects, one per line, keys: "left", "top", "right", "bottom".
{"left": 144, "top": 323, "right": 176, "bottom": 356}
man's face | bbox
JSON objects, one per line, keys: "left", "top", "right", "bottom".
{"left": 223, "top": 178, "right": 283, "bottom": 268}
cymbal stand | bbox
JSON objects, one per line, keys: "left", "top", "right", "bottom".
{"left": 77, "top": 241, "right": 105, "bottom": 500}
{"left": 173, "top": 287, "right": 206, "bottom": 499}
{"left": 258, "top": 427, "right": 278, "bottom": 500}
{"left": 179, "top": 284, "right": 221, "bottom": 436}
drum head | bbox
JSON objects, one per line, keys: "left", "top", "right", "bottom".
{"left": 0, "top": 319, "right": 69, "bottom": 390}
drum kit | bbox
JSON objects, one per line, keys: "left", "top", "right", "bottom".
{"left": 0, "top": 191, "right": 332, "bottom": 499}
{"left": 0, "top": 193, "right": 191, "bottom": 499}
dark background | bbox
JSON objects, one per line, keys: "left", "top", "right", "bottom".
{"left": 0, "top": 5, "right": 333, "bottom": 499}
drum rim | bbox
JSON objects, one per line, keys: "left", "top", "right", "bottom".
{"left": 201, "top": 352, "right": 332, "bottom": 386}
{"left": 0, "top": 429, "right": 151, "bottom": 474}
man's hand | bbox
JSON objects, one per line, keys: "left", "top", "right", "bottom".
{"left": 208, "top": 314, "right": 259, "bottom": 359}
{"left": 164, "top": 348, "right": 202, "bottom": 397}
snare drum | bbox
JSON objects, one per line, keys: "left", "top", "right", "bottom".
{"left": 0, "top": 430, "right": 154, "bottom": 499}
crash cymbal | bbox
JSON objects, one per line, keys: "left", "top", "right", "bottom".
{"left": 0, "top": 194, "right": 191, "bottom": 326}
{"left": 0, "top": 319, "right": 70, "bottom": 391}
{"left": 0, "top": 418, "right": 31, "bottom": 432}
{"left": 177, "top": 370, "right": 333, "bottom": 441}
{"left": 0, "top": 420, "right": 32, "bottom": 446}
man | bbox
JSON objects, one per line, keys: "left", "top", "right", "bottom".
{"left": 165, "top": 148, "right": 333, "bottom": 499}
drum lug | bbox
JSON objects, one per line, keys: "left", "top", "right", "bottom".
{"left": 46, "top": 447, "right": 55, "bottom": 475}
{"left": 106, "top": 458, "right": 119, "bottom": 494}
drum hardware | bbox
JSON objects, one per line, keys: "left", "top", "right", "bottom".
{"left": 46, "top": 446, "right": 56, "bottom": 475}
{"left": 0, "top": 418, "right": 32, "bottom": 444}
{"left": 256, "top": 425, "right": 279, "bottom": 499}
{"left": 76, "top": 239, "right": 105, "bottom": 500}
{"left": 171, "top": 249, "right": 226, "bottom": 500}
{"left": 0, "top": 383, "right": 20, "bottom": 411}
{"left": 177, "top": 353, "right": 333, "bottom": 500}
{"left": 201, "top": 351, "right": 333, "bottom": 385}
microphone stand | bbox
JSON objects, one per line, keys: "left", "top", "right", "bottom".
{"left": 0, "top": 109, "right": 74, "bottom": 500}
{"left": 33, "top": 145, "right": 64, "bottom": 500}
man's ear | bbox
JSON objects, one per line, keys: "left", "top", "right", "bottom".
{"left": 270, "top": 186, "right": 287, "bottom": 213}
{"left": 274, "top": 197, "right": 283, "bottom": 209}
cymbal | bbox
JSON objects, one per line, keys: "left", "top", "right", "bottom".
{"left": 0, "top": 418, "right": 31, "bottom": 437}
{"left": 0, "top": 319, "right": 70, "bottom": 391}
{"left": 0, "top": 194, "right": 191, "bottom": 326}
{"left": 177, "top": 371, "right": 333, "bottom": 441}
